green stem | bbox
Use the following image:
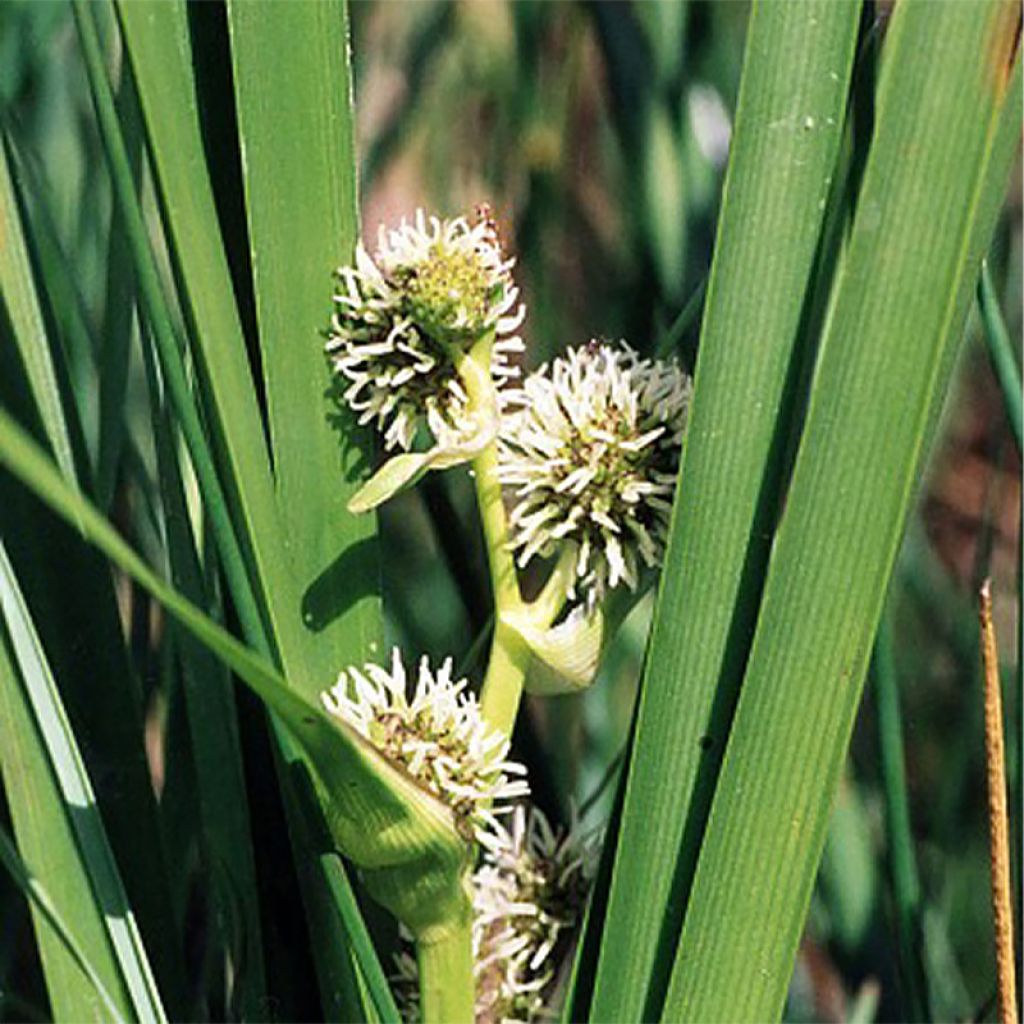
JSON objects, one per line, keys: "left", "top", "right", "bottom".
{"left": 480, "top": 619, "right": 533, "bottom": 739}
{"left": 873, "top": 611, "right": 930, "bottom": 1022}
{"left": 978, "top": 259, "right": 1022, "bottom": 454}
{"left": 417, "top": 919, "right": 475, "bottom": 1024}
{"left": 457, "top": 336, "right": 534, "bottom": 736}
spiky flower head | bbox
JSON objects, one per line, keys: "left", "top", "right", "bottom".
{"left": 498, "top": 342, "right": 692, "bottom": 607}
{"left": 392, "top": 804, "right": 599, "bottom": 1023}
{"left": 473, "top": 805, "right": 599, "bottom": 1023}
{"left": 327, "top": 207, "right": 524, "bottom": 454}
{"left": 320, "top": 648, "right": 528, "bottom": 844}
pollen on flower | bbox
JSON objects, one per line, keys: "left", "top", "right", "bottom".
{"left": 326, "top": 208, "right": 525, "bottom": 454}
{"left": 320, "top": 648, "right": 528, "bottom": 844}
{"left": 497, "top": 342, "right": 692, "bottom": 607}
{"left": 392, "top": 804, "right": 600, "bottom": 1023}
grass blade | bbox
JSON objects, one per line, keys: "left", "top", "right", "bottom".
{"left": 112, "top": 0, "right": 318, "bottom": 678}
{"left": 0, "top": 404, "right": 423, "bottom": 1021}
{"left": 139, "top": 334, "right": 267, "bottom": 1018}
{"left": 106, "top": 4, "right": 389, "bottom": 1009}
{"left": 0, "top": 136, "right": 78, "bottom": 486}
{"left": 978, "top": 259, "right": 1022, "bottom": 453}
{"left": 0, "top": 825, "right": 126, "bottom": 1023}
{"left": 591, "top": 4, "right": 861, "bottom": 1018}
{"left": 0, "top": 540, "right": 166, "bottom": 1023}
{"left": 664, "top": 4, "right": 1021, "bottom": 1018}
{"left": 72, "top": 0, "right": 269, "bottom": 660}
{"left": 226, "top": 0, "right": 382, "bottom": 688}
{"left": 873, "top": 610, "right": 929, "bottom": 1020}
{"left": 0, "top": 630, "right": 131, "bottom": 1023}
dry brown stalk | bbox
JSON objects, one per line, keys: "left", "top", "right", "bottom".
{"left": 979, "top": 578, "right": 1018, "bottom": 1024}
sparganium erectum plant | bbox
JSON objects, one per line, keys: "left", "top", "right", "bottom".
{"left": 6, "top": 6, "right": 1016, "bottom": 1024}
{"left": 328, "top": 208, "right": 693, "bottom": 1021}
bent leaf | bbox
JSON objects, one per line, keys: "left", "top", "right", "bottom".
{"left": 0, "top": 407, "right": 471, "bottom": 938}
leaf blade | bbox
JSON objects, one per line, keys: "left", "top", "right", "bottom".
{"left": 590, "top": 4, "right": 861, "bottom": 1018}
{"left": 665, "top": 4, "right": 1022, "bottom": 1018}
{"left": 225, "top": 0, "right": 382, "bottom": 692}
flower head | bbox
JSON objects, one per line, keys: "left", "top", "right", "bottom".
{"left": 327, "top": 207, "right": 524, "bottom": 455}
{"left": 321, "top": 648, "right": 528, "bottom": 843}
{"left": 392, "top": 804, "right": 600, "bottom": 1023}
{"left": 498, "top": 342, "right": 692, "bottom": 607}
{"left": 473, "top": 805, "right": 599, "bottom": 1023}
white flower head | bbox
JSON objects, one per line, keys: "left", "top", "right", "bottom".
{"left": 473, "top": 805, "right": 600, "bottom": 1023}
{"left": 327, "top": 206, "right": 525, "bottom": 454}
{"left": 498, "top": 342, "right": 692, "bottom": 608}
{"left": 320, "top": 648, "right": 528, "bottom": 844}
{"left": 392, "top": 804, "right": 600, "bottom": 1023}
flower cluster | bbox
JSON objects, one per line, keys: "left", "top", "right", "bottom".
{"left": 327, "top": 208, "right": 524, "bottom": 454}
{"left": 393, "top": 804, "right": 599, "bottom": 1023}
{"left": 320, "top": 648, "right": 528, "bottom": 843}
{"left": 498, "top": 342, "right": 692, "bottom": 607}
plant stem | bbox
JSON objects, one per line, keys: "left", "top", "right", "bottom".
{"left": 978, "top": 260, "right": 1021, "bottom": 454}
{"left": 873, "top": 610, "right": 929, "bottom": 1022}
{"left": 458, "top": 336, "right": 534, "bottom": 736}
{"left": 481, "top": 619, "right": 533, "bottom": 739}
{"left": 417, "top": 919, "right": 475, "bottom": 1024}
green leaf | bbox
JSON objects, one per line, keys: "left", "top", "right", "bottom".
{"left": 0, "top": 135, "right": 78, "bottom": 486}
{"left": 112, "top": 0, "right": 311, "bottom": 675}
{"left": 0, "top": 405, "right": 470, "bottom": 940}
{"left": 0, "top": 825, "right": 125, "bottom": 1023}
{"left": 873, "top": 609, "right": 928, "bottom": 1019}
{"left": 348, "top": 451, "right": 440, "bottom": 515}
{"left": 0, "top": 540, "right": 165, "bottom": 1023}
{"left": 139, "top": 333, "right": 267, "bottom": 1018}
{"left": 92, "top": 3, "right": 394, "bottom": 1010}
{"left": 591, "top": 4, "right": 861, "bottom": 1018}
{"left": 0, "top": 629, "right": 131, "bottom": 1024}
{"left": 664, "top": 3, "right": 1021, "bottom": 1018}
{"left": 978, "top": 259, "right": 1021, "bottom": 452}
{"left": 225, "top": 0, "right": 382, "bottom": 689}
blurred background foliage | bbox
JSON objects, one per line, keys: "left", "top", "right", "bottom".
{"left": 0, "top": 1, "right": 1019, "bottom": 1021}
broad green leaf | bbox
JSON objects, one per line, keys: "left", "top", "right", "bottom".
{"left": 0, "top": 406, "right": 470, "bottom": 941}
{"left": 0, "top": 136, "right": 78, "bottom": 486}
{"left": 225, "top": 0, "right": 382, "bottom": 689}
{"left": 664, "top": 3, "right": 1021, "bottom": 1018}
{"left": 0, "top": 630, "right": 131, "bottom": 1023}
{"left": 0, "top": 825, "right": 125, "bottom": 1023}
{"left": 591, "top": 4, "right": 861, "bottom": 1018}
{"left": 0, "top": 541, "right": 164, "bottom": 1023}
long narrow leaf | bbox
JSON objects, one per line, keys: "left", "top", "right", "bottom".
{"left": 978, "top": 260, "right": 1022, "bottom": 452}
{"left": 113, "top": 0, "right": 317, "bottom": 682}
{"left": 0, "top": 630, "right": 131, "bottom": 1023}
{"left": 0, "top": 541, "right": 165, "bottom": 1023}
{"left": 0, "top": 826, "right": 126, "bottom": 1023}
{"left": 0, "top": 137, "right": 78, "bottom": 485}
{"left": 101, "top": 3, "right": 392, "bottom": 1007}
{"left": 226, "top": 0, "right": 382, "bottom": 692}
{"left": 591, "top": 4, "right": 861, "bottom": 1018}
{"left": 139, "top": 334, "right": 267, "bottom": 1018}
{"left": 664, "top": 4, "right": 1021, "bottom": 1018}
{"left": 0, "top": 404, "right": 466, "bottom": 954}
